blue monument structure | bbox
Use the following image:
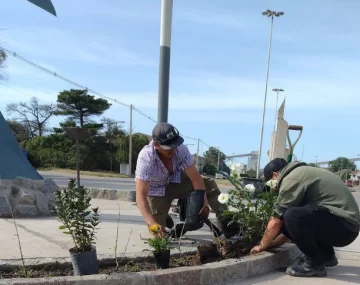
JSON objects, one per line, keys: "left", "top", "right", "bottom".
{"left": 0, "top": 112, "right": 59, "bottom": 217}
{"left": 0, "top": 112, "right": 43, "bottom": 181}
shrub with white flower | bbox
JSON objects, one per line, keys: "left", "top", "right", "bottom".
{"left": 244, "top": 184, "right": 256, "bottom": 195}
{"left": 218, "top": 178, "right": 278, "bottom": 243}
{"left": 218, "top": 193, "right": 229, "bottom": 204}
{"left": 266, "top": 179, "right": 278, "bottom": 189}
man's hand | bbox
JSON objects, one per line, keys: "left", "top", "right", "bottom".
{"left": 250, "top": 245, "right": 264, "bottom": 255}
{"left": 148, "top": 223, "right": 167, "bottom": 238}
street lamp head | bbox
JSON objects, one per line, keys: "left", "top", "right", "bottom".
{"left": 262, "top": 10, "right": 284, "bottom": 17}
{"left": 272, "top": 88, "right": 284, "bottom": 92}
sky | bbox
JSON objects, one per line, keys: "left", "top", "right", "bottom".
{"left": 0, "top": 0, "right": 360, "bottom": 169}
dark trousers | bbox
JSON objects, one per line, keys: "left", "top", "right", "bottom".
{"left": 281, "top": 204, "right": 359, "bottom": 265}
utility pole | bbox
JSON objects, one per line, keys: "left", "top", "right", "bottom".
{"left": 256, "top": 9, "right": 284, "bottom": 179}
{"left": 128, "top": 105, "right": 133, "bottom": 176}
{"left": 272, "top": 88, "right": 284, "bottom": 132}
{"left": 196, "top": 138, "right": 200, "bottom": 171}
{"left": 217, "top": 149, "right": 221, "bottom": 170}
{"left": 158, "top": 0, "right": 173, "bottom": 123}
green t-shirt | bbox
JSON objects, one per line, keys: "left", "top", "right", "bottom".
{"left": 274, "top": 162, "right": 360, "bottom": 231}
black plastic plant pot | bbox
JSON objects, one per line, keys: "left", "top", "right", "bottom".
{"left": 153, "top": 250, "right": 170, "bottom": 269}
{"left": 185, "top": 190, "right": 205, "bottom": 231}
{"left": 69, "top": 246, "right": 98, "bottom": 276}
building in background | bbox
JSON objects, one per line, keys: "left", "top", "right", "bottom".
{"left": 192, "top": 154, "right": 205, "bottom": 173}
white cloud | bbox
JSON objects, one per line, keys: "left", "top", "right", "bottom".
{"left": 0, "top": 85, "right": 57, "bottom": 104}
{"left": 180, "top": 10, "right": 245, "bottom": 30}
{"left": 1, "top": 27, "right": 156, "bottom": 67}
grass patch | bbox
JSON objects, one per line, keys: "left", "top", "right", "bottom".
{"left": 214, "top": 179, "right": 232, "bottom": 186}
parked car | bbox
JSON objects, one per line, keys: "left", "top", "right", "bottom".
{"left": 345, "top": 180, "right": 353, "bottom": 187}
{"left": 215, "top": 173, "right": 225, "bottom": 179}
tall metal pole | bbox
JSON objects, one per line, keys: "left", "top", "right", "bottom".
{"left": 217, "top": 149, "right": 221, "bottom": 170}
{"left": 128, "top": 105, "right": 133, "bottom": 176}
{"left": 196, "top": 138, "right": 200, "bottom": 171}
{"left": 158, "top": 0, "right": 173, "bottom": 123}
{"left": 76, "top": 138, "right": 80, "bottom": 188}
{"left": 256, "top": 10, "right": 284, "bottom": 178}
{"left": 256, "top": 16, "right": 273, "bottom": 178}
{"left": 110, "top": 142, "right": 112, "bottom": 172}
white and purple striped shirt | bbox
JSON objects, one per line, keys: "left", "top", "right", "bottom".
{"left": 135, "top": 142, "right": 193, "bottom": 196}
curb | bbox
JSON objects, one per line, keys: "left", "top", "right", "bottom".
{"left": 0, "top": 244, "right": 301, "bottom": 285}
{"left": 59, "top": 187, "right": 136, "bottom": 202}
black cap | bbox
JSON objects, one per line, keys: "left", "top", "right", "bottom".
{"left": 152, "top": 123, "right": 184, "bottom": 150}
{"left": 264, "top": 158, "right": 288, "bottom": 181}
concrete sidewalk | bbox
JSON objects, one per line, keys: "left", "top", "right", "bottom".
{"left": 226, "top": 252, "right": 360, "bottom": 284}
{"left": 0, "top": 199, "right": 215, "bottom": 262}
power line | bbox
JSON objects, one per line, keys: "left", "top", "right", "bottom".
{"left": 0, "top": 46, "right": 217, "bottom": 149}
{"left": 0, "top": 46, "right": 130, "bottom": 107}
{"left": 132, "top": 106, "right": 156, "bottom": 124}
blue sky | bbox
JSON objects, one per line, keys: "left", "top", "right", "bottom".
{"left": 1, "top": 0, "right": 360, "bottom": 169}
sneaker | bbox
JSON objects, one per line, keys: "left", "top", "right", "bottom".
{"left": 286, "top": 260, "right": 327, "bottom": 277}
{"left": 296, "top": 253, "right": 338, "bottom": 267}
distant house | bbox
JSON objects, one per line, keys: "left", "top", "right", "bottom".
{"left": 192, "top": 154, "right": 205, "bottom": 173}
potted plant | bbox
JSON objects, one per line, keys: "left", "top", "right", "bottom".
{"left": 146, "top": 224, "right": 171, "bottom": 269}
{"left": 53, "top": 178, "right": 100, "bottom": 276}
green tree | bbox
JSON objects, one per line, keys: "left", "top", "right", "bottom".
{"left": 203, "top": 164, "right": 217, "bottom": 176}
{"left": 116, "top": 133, "right": 149, "bottom": 173}
{"left": 56, "top": 89, "right": 111, "bottom": 127}
{"left": 328, "top": 157, "right": 356, "bottom": 173}
{"left": 7, "top": 120, "right": 30, "bottom": 143}
{"left": 6, "top": 97, "right": 55, "bottom": 137}
{"left": 204, "top": 146, "right": 226, "bottom": 169}
{"left": 307, "top": 163, "right": 319, "bottom": 168}
{"left": 101, "top": 117, "right": 126, "bottom": 138}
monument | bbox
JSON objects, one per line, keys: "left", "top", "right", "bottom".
{"left": 0, "top": 112, "right": 58, "bottom": 217}
{"left": 268, "top": 99, "right": 289, "bottom": 161}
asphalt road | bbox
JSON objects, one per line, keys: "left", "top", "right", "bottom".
{"left": 38, "top": 170, "right": 233, "bottom": 192}
{"left": 39, "top": 171, "right": 137, "bottom": 190}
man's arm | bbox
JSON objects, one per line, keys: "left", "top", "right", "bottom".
{"left": 136, "top": 179, "right": 157, "bottom": 226}
{"left": 269, "top": 234, "right": 289, "bottom": 248}
{"left": 184, "top": 164, "right": 206, "bottom": 190}
{"left": 259, "top": 217, "right": 283, "bottom": 250}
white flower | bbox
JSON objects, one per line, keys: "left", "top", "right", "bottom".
{"left": 266, "top": 179, "right": 278, "bottom": 189}
{"left": 218, "top": 193, "right": 229, "bottom": 204}
{"left": 245, "top": 184, "right": 256, "bottom": 194}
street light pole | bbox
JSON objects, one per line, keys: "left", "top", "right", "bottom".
{"left": 158, "top": 0, "right": 173, "bottom": 123}
{"left": 272, "top": 88, "right": 284, "bottom": 132}
{"left": 196, "top": 138, "right": 200, "bottom": 171}
{"left": 128, "top": 105, "right": 133, "bottom": 176}
{"left": 256, "top": 9, "right": 284, "bottom": 179}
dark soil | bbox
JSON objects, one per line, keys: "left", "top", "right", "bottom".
{"left": 0, "top": 239, "right": 257, "bottom": 279}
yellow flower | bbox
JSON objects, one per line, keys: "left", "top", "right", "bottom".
{"left": 148, "top": 224, "right": 160, "bottom": 234}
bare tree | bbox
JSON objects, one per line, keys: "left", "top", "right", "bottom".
{"left": 6, "top": 97, "right": 55, "bottom": 137}
{"left": 0, "top": 49, "right": 7, "bottom": 82}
